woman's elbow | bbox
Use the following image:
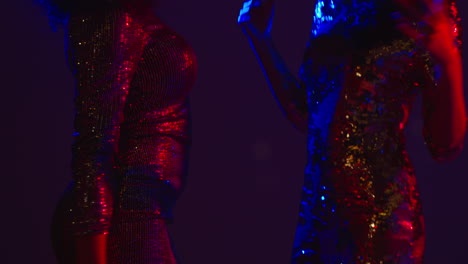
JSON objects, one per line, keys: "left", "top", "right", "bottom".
{"left": 424, "top": 137, "right": 465, "bottom": 163}
{"left": 423, "top": 119, "right": 467, "bottom": 162}
{"left": 429, "top": 145, "right": 464, "bottom": 163}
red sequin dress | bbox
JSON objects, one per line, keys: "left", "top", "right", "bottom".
{"left": 51, "top": 5, "right": 197, "bottom": 264}
{"left": 291, "top": 1, "right": 462, "bottom": 263}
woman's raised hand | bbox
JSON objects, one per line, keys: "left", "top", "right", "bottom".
{"left": 238, "top": 0, "right": 275, "bottom": 38}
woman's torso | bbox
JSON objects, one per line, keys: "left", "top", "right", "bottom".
{"left": 291, "top": 1, "right": 453, "bottom": 262}
{"left": 299, "top": 0, "right": 462, "bottom": 192}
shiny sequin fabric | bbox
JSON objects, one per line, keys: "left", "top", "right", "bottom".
{"left": 291, "top": 1, "right": 461, "bottom": 263}
{"left": 52, "top": 4, "right": 197, "bottom": 264}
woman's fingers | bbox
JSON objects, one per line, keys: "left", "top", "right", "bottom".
{"left": 237, "top": 0, "right": 275, "bottom": 36}
{"left": 238, "top": 0, "right": 251, "bottom": 23}
{"left": 238, "top": 0, "right": 274, "bottom": 24}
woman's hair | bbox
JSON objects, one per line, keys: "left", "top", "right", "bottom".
{"left": 35, "top": 0, "right": 152, "bottom": 28}
{"left": 338, "top": 1, "right": 404, "bottom": 51}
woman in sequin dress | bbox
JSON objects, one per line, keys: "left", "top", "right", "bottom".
{"left": 238, "top": 0, "right": 466, "bottom": 263}
{"left": 36, "top": 0, "right": 197, "bottom": 263}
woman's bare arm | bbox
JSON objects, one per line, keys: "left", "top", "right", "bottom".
{"left": 395, "top": 0, "right": 467, "bottom": 161}
{"left": 238, "top": 0, "right": 308, "bottom": 133}
{"left": 422, "top": 49, "right": 466, "bottom": 161}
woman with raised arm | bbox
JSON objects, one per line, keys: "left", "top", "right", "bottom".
{"left": 238, "top": 0, "right": 466, "bottom": 263}
{"left": 36, "top": 0, "right": 197, "bottom": 263}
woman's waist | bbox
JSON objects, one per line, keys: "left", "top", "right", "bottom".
{"left": 304, "top": 153, "right": 416, "bottom": 195}
{"left": 308, "top": 121, "right": 407, "bottom": 146}
{"left": 306, "top": 135, "right": 409, "bottom": 167}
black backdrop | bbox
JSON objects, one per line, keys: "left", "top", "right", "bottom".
{"left": 5, "top": 0, "right": 468, "bottom": 263}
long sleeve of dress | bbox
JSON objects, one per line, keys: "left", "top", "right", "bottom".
{"left": 66, "top": 8, "right": 150, "bottom": 236}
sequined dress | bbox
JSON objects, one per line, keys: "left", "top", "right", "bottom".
{"left": 51, "top": 5, "right": 197, "bottom": 264}
{"left": 291, "top": 1, "right": 462, "bottom": 263}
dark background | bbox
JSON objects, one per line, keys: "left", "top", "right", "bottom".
{"left": 5, "top": 0, "right": 468, "bottom": 263}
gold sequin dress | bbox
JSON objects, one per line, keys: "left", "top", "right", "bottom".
{"left": 291, "top": 1, "right": 462, "bottom": 263}
{"left": 51, "top": 4, "right": 197, "bottom": 264}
